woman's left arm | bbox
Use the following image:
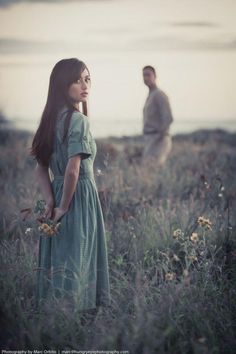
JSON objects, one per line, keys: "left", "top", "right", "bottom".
{"left": 35, "top": 162, "right": 55, "bottom": 218}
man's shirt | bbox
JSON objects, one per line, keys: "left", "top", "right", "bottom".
{"left": 143, "top": 87, "right": 173, "bottom": 135}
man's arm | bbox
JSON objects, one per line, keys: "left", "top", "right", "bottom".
{"left": 35, "top": 162, "right": 54, "bottom": 206}
{"left": 155, "top": 92, "right": 174, "bottom": 133}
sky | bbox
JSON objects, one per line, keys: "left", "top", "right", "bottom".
{"left": 0, "top": 0, "right": 236, "bottom": 137}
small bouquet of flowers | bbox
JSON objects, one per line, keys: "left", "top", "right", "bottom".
{"left": 20, "top": 199, "right": 61, "bottom": 237}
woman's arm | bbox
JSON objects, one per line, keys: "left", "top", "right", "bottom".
{"left": 35, "top": 162, "right": 54, "bottom": 205}
{"left": 35, "top": 162, "right": 55, "bottom": 218}
{"left": 58, "top": 155, "right": 82, "bottom": 212}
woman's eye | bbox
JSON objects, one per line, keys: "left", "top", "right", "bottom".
{"left": 77, "top": 78, "right": 90, "bottom": 83}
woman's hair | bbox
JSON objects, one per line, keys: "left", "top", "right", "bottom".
{"left": 30, "top": 58, "right": 90, "bottom": 167}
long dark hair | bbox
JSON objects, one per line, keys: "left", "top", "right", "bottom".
{"left": 30, "top": 58, "right": 90, "bottom": 167}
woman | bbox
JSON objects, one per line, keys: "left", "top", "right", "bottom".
{"left": 30, "top": 58, "right": 111, "bottom": 313}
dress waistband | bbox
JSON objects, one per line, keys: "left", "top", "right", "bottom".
{"left": 52, "top": 171, "right": 95, "bottom": 182}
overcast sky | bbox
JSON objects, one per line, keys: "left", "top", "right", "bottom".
{"left": 0, "top": 0, "right": 236, "bottom": 136}
{"left": 0, "top": 0, "right": 236, "bottom": 53}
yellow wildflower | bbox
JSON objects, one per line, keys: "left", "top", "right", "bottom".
{"left": 173, "top": 229, "right": 184, "bottom": 239}
{"left": 165, "top": 272, "right": 175, "bottom": 281}
{"left": 197, "top": 216, "right": 212, "bottom": 230}
{"left": 38, "top": 222, "right": 60, "bottom": 236}
{"left": 49, "top": 229, "right": 55, "bottom": 235}
{"left": 190, "top": 232, "right": 199, "bottom": 243}
{"left": 40, "top": 223, "right": 50, "bottom": 231}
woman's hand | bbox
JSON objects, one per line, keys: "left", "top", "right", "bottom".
{"left": 51, "top": 207, "right": 68, "bottom": 223}
{"left": 43, "top": 200, "right": 54, "bottom": 219}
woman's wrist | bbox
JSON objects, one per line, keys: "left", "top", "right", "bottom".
{"left": 58, "top": 205, "right": 69, "bottom": 213}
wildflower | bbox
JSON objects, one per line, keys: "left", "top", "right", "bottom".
{"left": 218, "top": 193, "right": 223, "bottom": 198}
{"left": 183, "top": 269, "right": 189, "bottom": 277}
{"left": 190, "top": 232, "right": 199, "bottom": 243}
{"left": 172, "top": 254, "right": 180, "bottom": 262}
{"left": 25, "top": 227, "right": 33, "bottom": 235}
{"left": 197, "top": 216, "right": 212, "bottom": 230}
{"left": 96, "top": 168, "right": 103, "bottom": 176}
{"left": 188, "top": 255, "right": 198, "bottom": 262}
{"left": 38, "top": 222, "right": 61, "bottom": 236}
{"left": 165, "top": 272, "right": 175, "bottom": 281}
{"left": 38, "top": 223, "right": 50, "bottom": 232}
{"left": 173, "top": 229, "right": 184, "bottom": 239}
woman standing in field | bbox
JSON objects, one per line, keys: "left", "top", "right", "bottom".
{"left": 30, "top": 58, "right": 111, "bottom": 313}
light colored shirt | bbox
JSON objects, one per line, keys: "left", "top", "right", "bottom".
{"left": 143, "top": 87, "right": 173, "bottom": 135}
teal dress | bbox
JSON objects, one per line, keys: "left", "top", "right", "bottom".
{"left": 36, "top": 105, "right": 111, "bottom": 311}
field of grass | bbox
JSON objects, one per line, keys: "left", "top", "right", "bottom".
{"left": 0, "top": 127, "right": 236, "bottom": 353}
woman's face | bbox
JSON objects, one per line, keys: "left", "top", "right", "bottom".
{"left": 68, "top": 68, "right": 91, "bottom": 103}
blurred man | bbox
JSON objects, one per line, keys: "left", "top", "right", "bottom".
{"left": 142, "top": 65, "right": 173, "bottom": 166}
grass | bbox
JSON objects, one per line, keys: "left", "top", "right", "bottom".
{"left": 0, "top": 127, "right": 236, "bottom": 353}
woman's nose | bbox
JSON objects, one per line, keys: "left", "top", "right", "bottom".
{"left": 81, "top": 81, "right": 88, "bottom": 90}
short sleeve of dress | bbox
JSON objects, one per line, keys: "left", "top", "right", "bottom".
{"left": 67, "top": 112, "right": 92, "bottom": 160}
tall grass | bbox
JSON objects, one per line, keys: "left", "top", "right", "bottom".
{"left": 0, "top": 128, "right": 236, "bottom": 353}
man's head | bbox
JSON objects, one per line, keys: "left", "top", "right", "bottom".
{"left": 142, "top": 65, "right": 156, "bottom": 87}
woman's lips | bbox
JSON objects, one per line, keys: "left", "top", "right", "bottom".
{"left": 81, "top": 92, "right": 88, "bottom": 96}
